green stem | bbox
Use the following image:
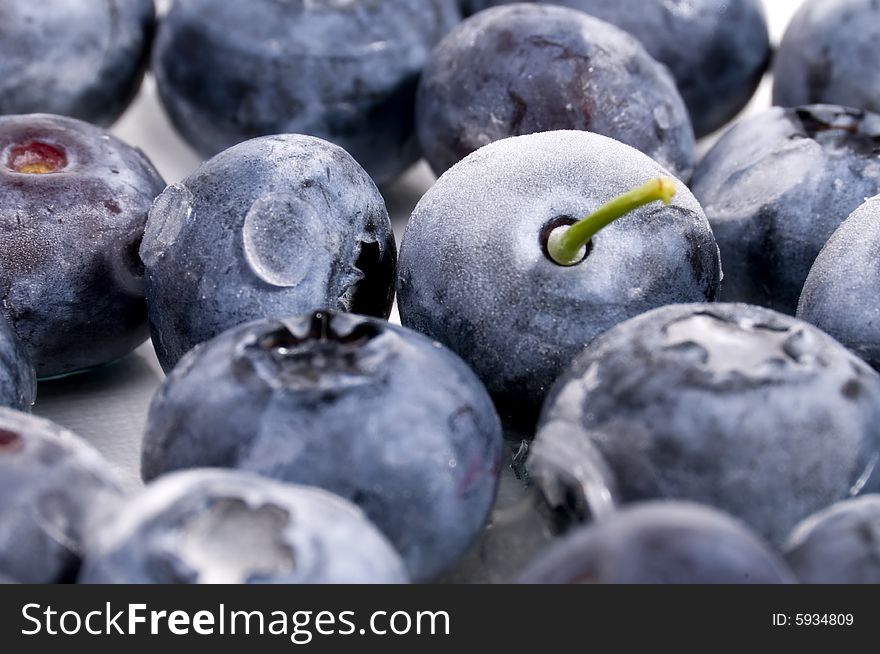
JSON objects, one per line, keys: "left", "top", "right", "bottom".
{"left": 547, "top": 177, "right": 677, "bottom": 266}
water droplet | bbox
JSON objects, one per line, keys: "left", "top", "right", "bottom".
{"left": 141, "top": 183, "right": 194, "bottom": 266}
{"left": 242, "top": 193, "right": 324, "bottom": 288}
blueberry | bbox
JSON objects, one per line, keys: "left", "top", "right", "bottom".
{"left": 459, "top": 0, "right": 769, "bottom": 139}
{"left": 152, "top": 0, "right": 460, "bottom": 186}
{"left": 80, "top": 469, "right": 407, "bottom": 584}
{"left": 0, "top": 0, "right": 155, "bottom": 127}
{"left": 531, "top": 302, "right": 880, "bottom": 545}
{"left": 520, "top": 502, "right": 794, "bottom": 584}
{"left": 783, "top": 495, "right": 880, "bottom": 584}
{"left": 0, "top": 314, "right": 35, "bottom": 412}
{"left": 0, "top": 408, "right": 122, "bottom": 583}
{"left": 774, "top": 0, "right": 880, "bottom": 116}
{"left": 141, "top": 134, "right": 395, "bottom": 373}
{"left": 397, "top": 130, "right": 720, "bottom": 430}
{"left": 798, "top": 196, "right": 880, "bottom": 371}
{"left": 0, "top": 114, "right": 165, "bottom": 377}
{"left": 141, "top": 310, "right": 503, "bottom": 582}
{"left": 691, "top": 105, "right": 880, "bottom": 315}
{"left": 416, "top": 4, "right": 694, "bottom": 180}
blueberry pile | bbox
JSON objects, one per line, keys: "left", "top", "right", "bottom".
{"left": 2, "top": 1, "right": 880, "bottom": 585}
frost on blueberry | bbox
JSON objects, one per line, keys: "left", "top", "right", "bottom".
{"left": 692, "top": 104, "right": 880, "bottom": 315}
{"left": 152, "top": 0, "right": 461, "bottom": 185}
{"left": 0, "top": 113, "right": 166, "bottom": 377}
{"left": 459, "top": 0, "right": 770, "bottom": 138}
{"left": 141, "top": 311, "right": 503, "bottom": 582}
{"left": 531, "top": 302, "right": 880, "bottom": 546}
{"left": 141, "top": 134, "right": 396, "bottom": 372}
{"left": 0, "top": 408, "right": 122, "bottom": 583}
{"left": 0, "top": 0, "right": 155, "bottom": 127}
{"left": 0, "top": 314, "right": 35, "bottom": 412}
{"left": 798, "top": 196, "right": 880, "bottom": 371}
{"left": 417, "top": 4, "right": 695, "bottom": 179}
{"left": 79, "top": 469, "right": 408, "bottom": 584}
{"left": 774, "top": 0, "right": 880, "bottom": 117}
{"left": 398, "top": 130, "right": 720, "bottom": 429}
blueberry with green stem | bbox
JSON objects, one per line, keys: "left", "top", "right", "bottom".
{"left": 398, "top": 130, "right": 721, "bottom": 430}
{"left": 546, "top": 178, "right": 677, "bottom": 266}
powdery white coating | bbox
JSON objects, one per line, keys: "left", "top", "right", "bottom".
{"left": 691, "top": 105, "right": 880, "bottom": 315}
{"left": 0, "top": 113, "right": 166, "bottom": 377}
{"left": 798, "top": 196, "right": 880, "bottom": 370}
{"left": 140, "top": 134, "right": 396, "bottom": 372}
{"left": 79, "top": 469, "right": 408, "bottom": 584}
{"left": 397, "top": 130, "right": 720, "bottom": 427}
{"left": 774, "top": 0, "right": 880, "bottom": 115}
{"left": 141, "top": 311, "right": 503, "bottom": 582}
{"left": 417, "top": 4, "right": 695, "bottom": 179}
{"left": 783, "top": 495, "right": 880, "bottom": 584}
{"left": 519, "top": 501, "right": 794, "bottom": 584}
{"left": 0, "top": 313, "right": 35, "bottom": 411}
{"left": 533, "top": 302, "right": 880, "bottom": 546}
{"left": 0, "top": 408, "right": 122, "bottom": 583}
{"left": 0, "top": 0, "right": 155, "bottom": 126}
{"left": 153, "top": 0, "right": 461, "bottom": 185}
{"left": 460, "top": 0, "right": 770, "bottom": 138}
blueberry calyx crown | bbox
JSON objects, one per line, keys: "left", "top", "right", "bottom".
{"left": 239, "top": 311, "right": 385, "bottom": 389}
{"left": 792, "top": 106, "right": 880, "bottom": 156}
{"left": 6, "top": 141, "right": 68, "bottom": 174}
{"left": 257, "top": 311, "right": 381, "bottom": 354}
{"left": 178, "top": 497, "right": 296, "bottom": 584}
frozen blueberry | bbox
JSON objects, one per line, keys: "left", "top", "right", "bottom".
{"left": 0, "top": 408, "right": 122, "bottom": 583}
{"left": 398, "top": 130, "right": 720, "bottom": 430}
{"left": 531, "top": 302, "right": 880, "bottom": 546}
{"left": 80, "top": 469, "right": 407, "bottom": 584}
{"left": 0, "top": 0, "right": 155, "bottom": 127}
{"left": 691, "top": 105, "right": 880, "bottom": 315}
{"left": 141, "top": 134, "right": 395, "bottom": 373}
{"left": 141, "top": 310, "right": 503, "bottom": 582}
{"left": 774, "top": 0, "right": 880, "bottom": 116}
{"left": 417, "top": 4, "right": 694, "bottom": 179}
{"left": 520, "top": 502, "right": 794, "bottom": 584}
{"left": 783, "top": 495, "right": 880, "bottom": 584}
{"left": 152, "top": 0, "right": 460, "bottom": 186}
{"left": 0, "top": 314, "right": 35, "bottom": 412}
{"left": 798, "top": 196, "right": 880, "bottom": 371}
{"left": 0, "top": 114, "right": 166, "bottom": 377}
{"left": 459, "top": 0, "right": 769, "bottom": 138}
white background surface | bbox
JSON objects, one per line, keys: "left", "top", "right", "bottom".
{"left": 30, "top": 0, "right": 807, "bottom": 542}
